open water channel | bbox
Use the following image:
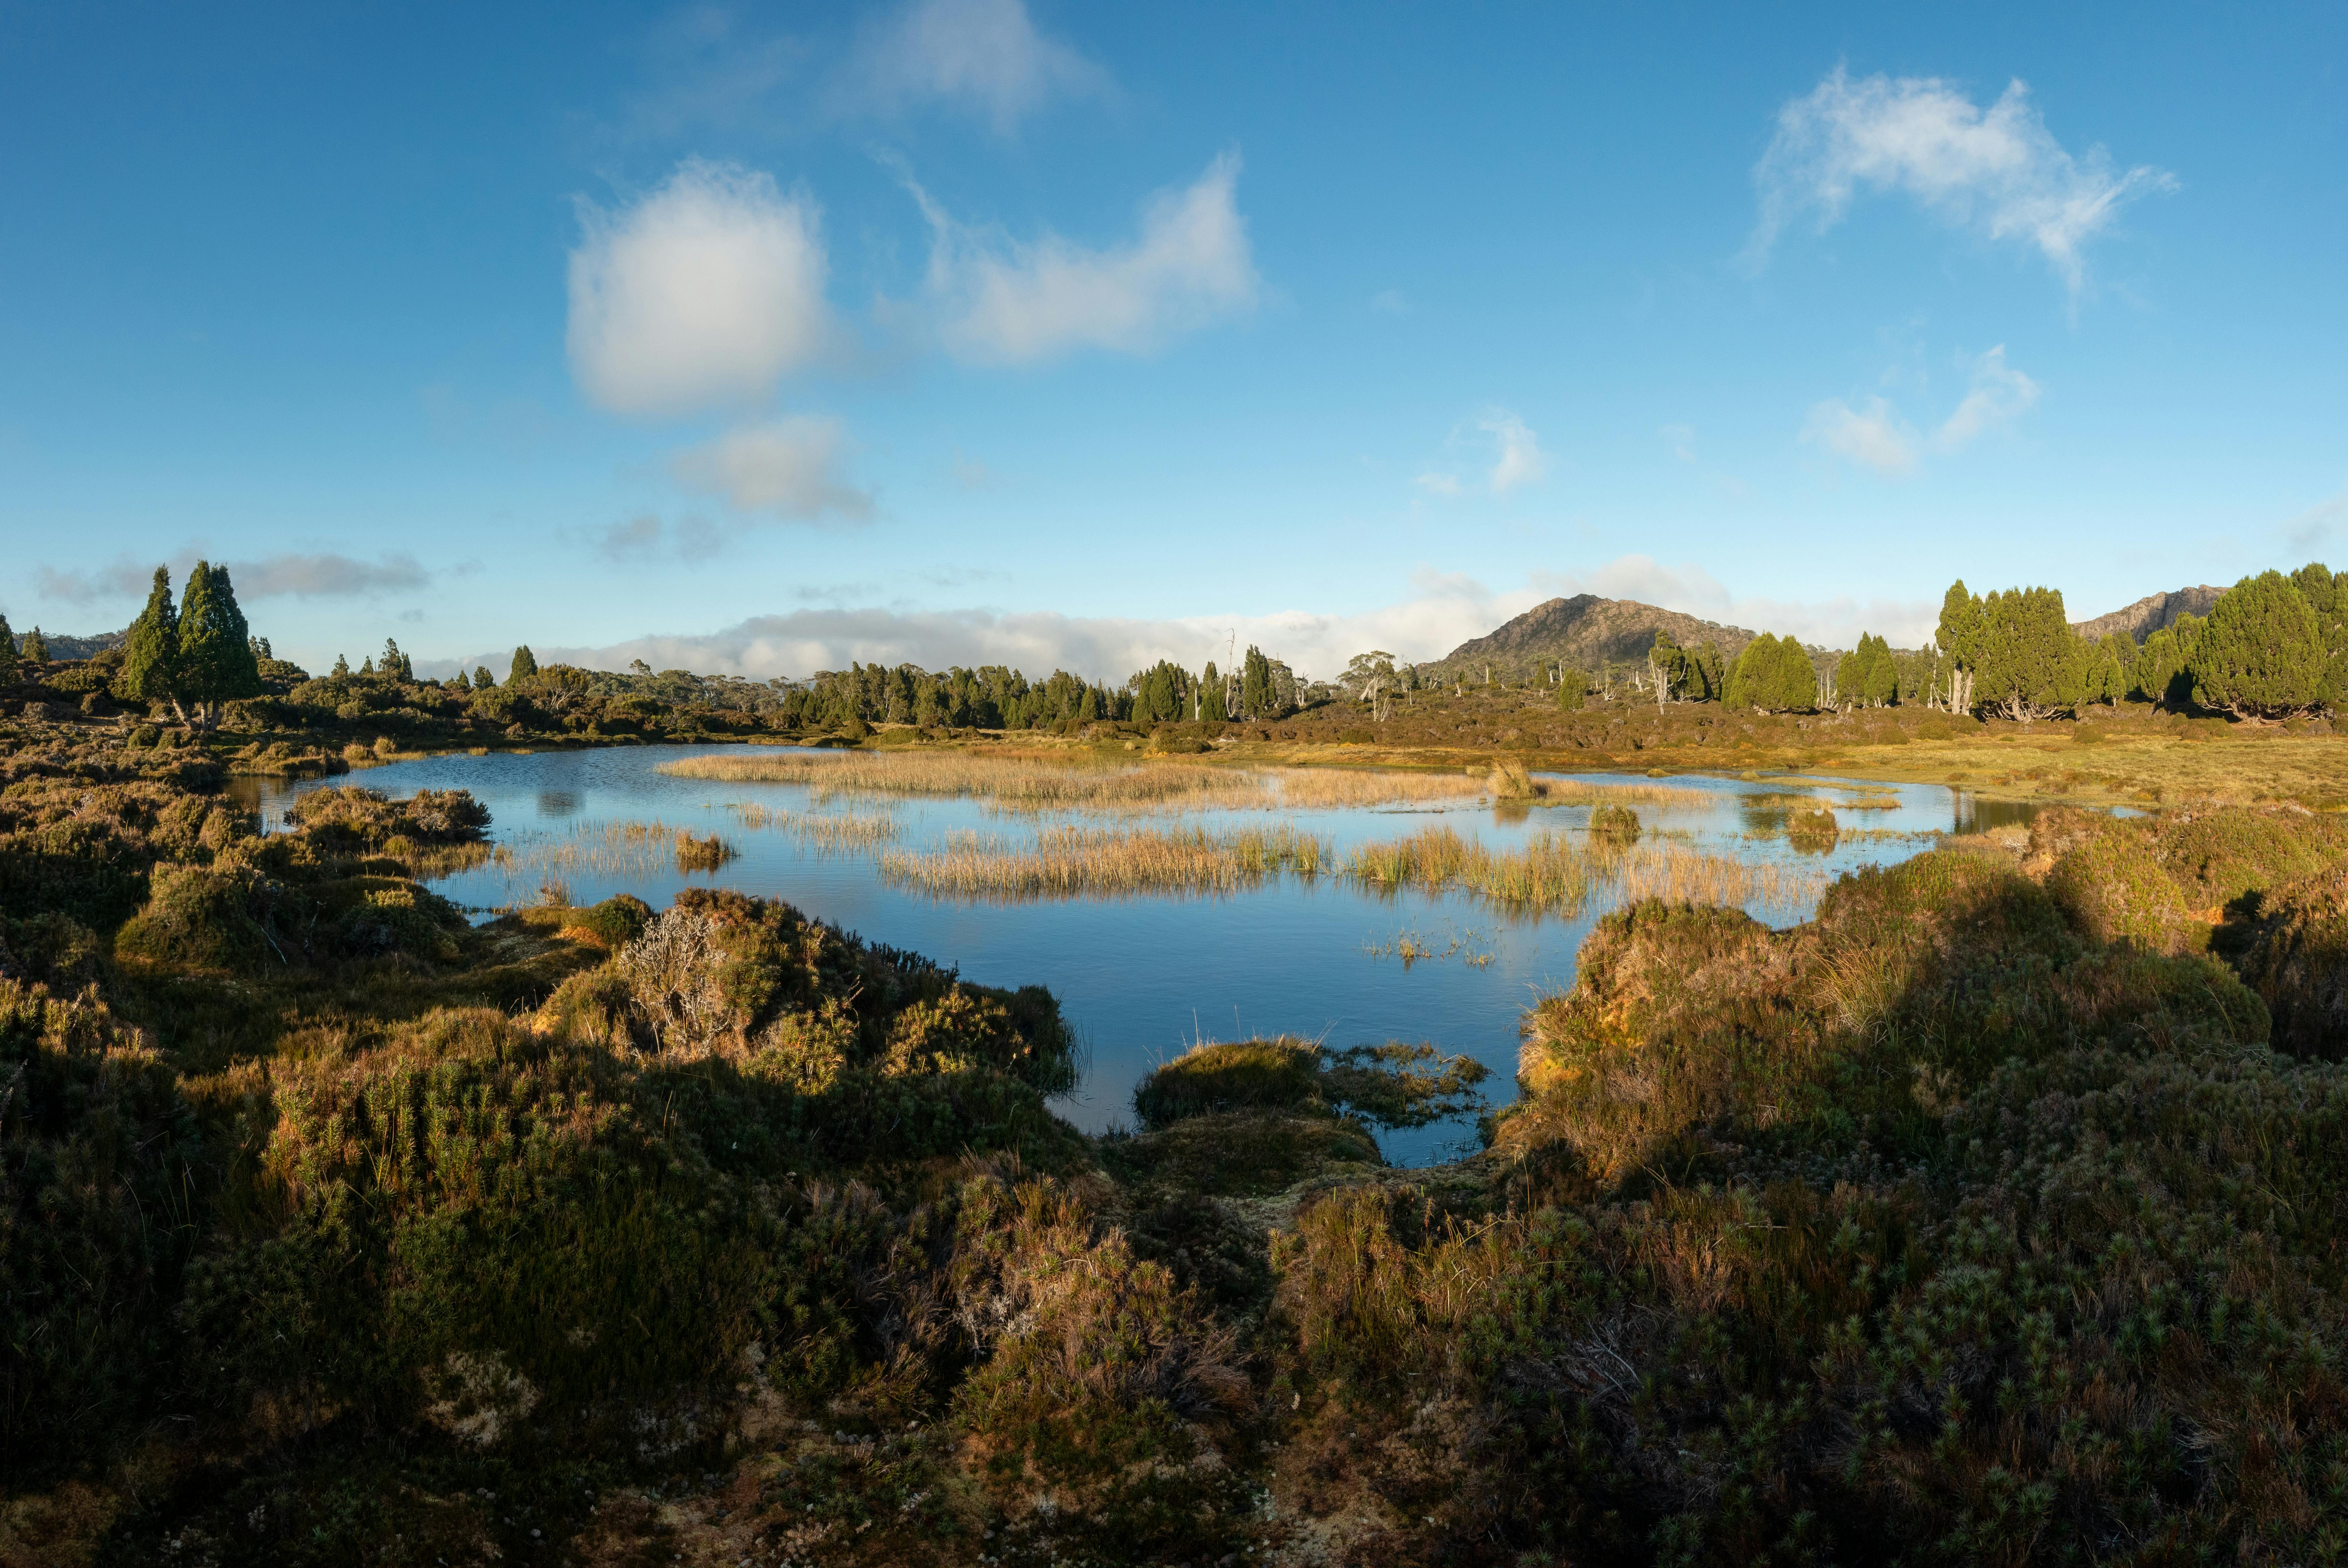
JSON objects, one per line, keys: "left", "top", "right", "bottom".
{"left": 237, "top": 747, "right": 2045, "bottom": 1164}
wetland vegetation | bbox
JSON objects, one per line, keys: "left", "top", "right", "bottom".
{"left": 19, "top": 561, "right": 2348, "bottom": 1564}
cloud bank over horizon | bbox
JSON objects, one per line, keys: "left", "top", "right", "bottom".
{"left": 412, "top": 556, "right": 1947, "bottom": 686}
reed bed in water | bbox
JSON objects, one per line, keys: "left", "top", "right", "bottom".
{"left": 880, "top": 823, "right": 1330, "bottom": 898}
{"left": 666, "top": 749, "right": 1507, "bottom": 813}
{"left": 664, "top": 750, "right": 1261, "bottom": 811}
{"left": 1343, "top": 824, "right": 1826, "bottom": 918}
{"left": 724, "top": 801, "right": 900, "bottom": 849}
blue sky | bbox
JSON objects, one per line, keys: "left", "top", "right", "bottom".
{"left": 2, "top": 1, "right": 2342, "bottom": 680}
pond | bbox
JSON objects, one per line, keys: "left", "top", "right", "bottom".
{"left": 235, "top": 748, "right": 2045, "bottom": 1165}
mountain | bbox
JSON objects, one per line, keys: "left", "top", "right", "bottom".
{"left": 2069, "top": 586, "right": 2223, "bottom": 645}
{"left": 1426, "top": 594, "right": 1760, "bottom": 678}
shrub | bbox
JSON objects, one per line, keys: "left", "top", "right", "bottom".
{"left": 2235, "top": 865, "right": 2348, "bottom": 1057}
{"left": 1784, "top": 806, "right": 1837, "bottom": 850}
{"left": 112, "top": 864, "right": 274, "bottom": 972}
{"left": 2043, "top": 819, "right": 2194, "bottom": 952}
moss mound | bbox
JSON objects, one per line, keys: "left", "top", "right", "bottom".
{"left": 1588, "top": 802, "right": 1640, "bottom": 841}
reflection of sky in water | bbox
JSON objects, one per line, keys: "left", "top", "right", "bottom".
{"left": 239, "top": 749, "right": 2050, "bottom": 1166}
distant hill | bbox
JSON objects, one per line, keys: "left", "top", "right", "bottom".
{"left": 15, "top": 626, "right": 127, "bottom": 661}
{"left": 1425, "top": 594, "right": 1761, "bottom": 680}
{"left": 2070, "top": 586, "right": 2223, "bottom": 646}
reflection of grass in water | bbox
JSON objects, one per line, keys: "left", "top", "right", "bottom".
{"left": 880, "top": 823, "right": 1331, "bottom": 898}
{"left": 480, "top": 819, "right": 701, "bottom": 905}
{"left": 724, "top": 801, "right": 900, "bottom": 849}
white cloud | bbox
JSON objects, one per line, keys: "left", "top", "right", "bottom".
{"left": 842, "top": 0, "right": 1109, "bottom": 132}
{"left": 1934, "top": 344, "right": 2039, "bottom": 450}
{"left": 670, "top": 417, "right": 874, "bottom": 523}
{"left": 1750, "top": 66, "right": 2174, "bottom": 289}
{"left": 38, "top": 551, "right": 434, "bottom": 603}
{"left": 914, "top": 153, "right": 1258, "bottom": 364}
{"left": 567, "top": 161, "right": 832, "bottom": 418}
{"left": 1805, "top": 344, "right": 2040, "bottom": 475}
{"left": 1803, "top": 396, "right": 1919, "bottom": 476}
{"left": 1482, "top": 410, "right": 1546, "bottom": 493}
{"left": 1413, "top": 470, "right": 1462, "bottom": 496}
{"left": 417, "top": 557, "right": 1943, "bottom": 686}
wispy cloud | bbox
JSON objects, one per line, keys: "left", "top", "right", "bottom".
{"left": 567, "top": 160, "right": 833, "bottom": 418}
{"left": 1934, "top": 344, "right": 2039, "bottom": 450}
{"left": 669, "top": 416, "right": 875, "bottom": 523}
{"left": 1802, "top": 396, "right": 1918, "bottom": 476}
{"left": 38, "top": 551, "right": 434, "bottom": 604}
{"left": 907, "top": 152, "right": 1258, "bottom": 364}
{"left": 1483, "top": 410, "right": 1547, "bottom": 493}
{"left": 2284, "top": 491, "right": 2348, "bottom": 554}
{"left": 1804, "top": 344, "right": 2040, "bottom": 476}
{"left": 838, "top": 0, "right": 1110, "bottom": 133}
{"left": 1418, "top": 408, "right": 1549, "bottom": 496}
{"left": 1749, "top": 65, "right": 2174, "bottom": 290}
{"left": 1659, "top": 423, "right": 1697, "bottom": 464}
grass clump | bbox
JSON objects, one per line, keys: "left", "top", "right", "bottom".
{"left": 1132, "top": 1036, "right": 1487, "bottom": 1133}
{"left": 1588, "top": 802, "right": 1640, "bottom": 842}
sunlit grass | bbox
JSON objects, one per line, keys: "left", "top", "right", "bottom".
{"left": 879, "top": 823, "right": 1330, "bottom": 898}
{"left": 663, "top": 750, "right": 1263, "bottom": 811}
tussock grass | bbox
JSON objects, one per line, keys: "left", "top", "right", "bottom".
{"left": 880, "top": 823, "right": 1328, "bottom": 898}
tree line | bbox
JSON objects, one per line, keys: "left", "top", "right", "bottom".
{"left": 1514, "top": 562, "right": 2348, "bottom": 722}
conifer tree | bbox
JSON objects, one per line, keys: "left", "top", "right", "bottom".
{"left": 511, "top": 645, "right": 538, "bottom": 682}
{"left": 1935, "top": 582, "right": 1983, "bottom": 712}
{"left": 1726, "top": 634, "right": 1817, "bottom": 712}
{"left": 1199, "top": 661, "right": 1228, "bottom": 722}
{"left": 1971, "top": 587, "right": 2081, "bottom": 722}
{"left": 1859, "top": 633, "right": 1898, "bottom": 706}
{"left": 2133, "top": 619, "right": 2199, "bottom": 709}
{"left": 118, "top": 567, "right": 181, "bottom": 710}
{"left": 453, "top": 670, "right": 471, "bottom": 692}
{"left": 175, "top": 561, "right": 263, "bottom": 730}
{"left": 20, "top": 628, "right": 45, "bottom": 663}
{"left": 0, "top": 612, "right": 14, "bottom": 685}
{"left": 2190, "top": 570, "right": 2326, "bottom": 719}
{"left": 331, "top": 654, "right": 351, "bottom": 679}
{"left": 473, "top": 664, "right": 495, "bottom": 689}
{"left": 1833, "top": 650, "right": 1862, "bottom": 709}
{"left": 1555, "top": 667, "right": 1588, "bottom": 712}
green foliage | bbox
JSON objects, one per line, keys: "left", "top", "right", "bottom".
{"left": 1132, "top": 1037, "right": 1487, "bottom": 1132}
{"left": 17, "top": 628, "right": 45, "bottom": 663}
{"left": 2190, "top": 568, "right": 2327, "bottom": 717}
{"left": 1970, "top": 584, "right": 2082, "bottom": 721}
{"left": 1723, "top": 632, "right": 1817, "bottom": 712}
{"left": 2133, "top": 613, "right": 2202, "bottom": 706}
{"left": 0, "top": 611, "right": 13, "bottom": 685}
{"left": 0, "top": 982, "right": 201, "bottom": 1487}
{"left": 1554, "top": 665, "right": 1588, "bottom": 711}
{"left": 174, "top": 560, "right": 264, "bottom": 724}
{"left": 116, "top": 565, "right": 180, "bottom": 707}
{"left": 2043, "top": 817, "right": 2193, "bottom": 951}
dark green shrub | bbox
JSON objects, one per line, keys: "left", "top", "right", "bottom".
{"left": 571, "top": 892, "right": 652, "bottom": 948}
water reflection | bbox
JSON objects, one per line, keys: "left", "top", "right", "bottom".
{"left": 231, "top": 750, "right": 2074, "bottom": 1165}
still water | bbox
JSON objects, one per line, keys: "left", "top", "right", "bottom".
{"left": 238, "top": 748, "right": 2035, "bottom": 1165}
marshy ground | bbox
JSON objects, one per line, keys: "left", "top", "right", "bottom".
{"left": 14, "top": 704, "right": 2348, "bottom": 1566}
